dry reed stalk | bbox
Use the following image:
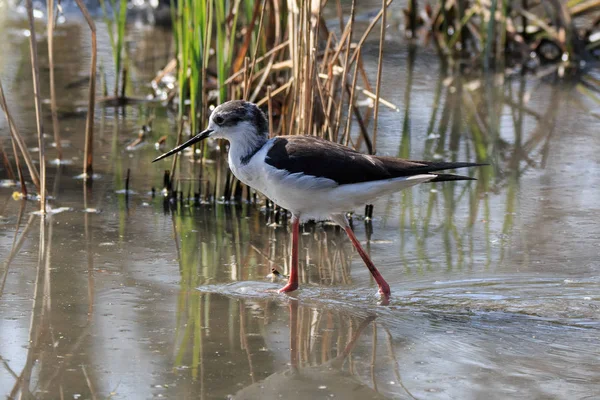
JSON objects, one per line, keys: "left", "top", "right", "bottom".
{"left": 256, "top": 78, "right": 293, "bottom": 106}
{"left": 308, "top": 1, "right": 325, "bottom": 135}
{"left": 314, "top": 70, "right": 332, "bottom": 140}
{"left": 320, "top": 31, "right": 334, "bottom": 72}
{"left": 333, "top": 0, "right": 357, "bottom": 139}
{"left": 0, "top": 80, "right": 40, "bottom": 190}
{"left": 201, "top": 0, "right": 213, "bottom": 130}
{"left": 120, "top": 66, "right": 128, "bottom": 100}
{"left": 243, "top": 57, "right": 250, "bottom": 99}
{"left": 349, "top": 0, "right": 393, "bottom": 66}
{"left": 10, "top": 140, "right": 27, "bottom": 196}
{"left": 372, "top": 0, "right": 388, "bottom": 153}
{"left": 225, "top": 40, "right": 289, "bottom": 84}
{"left": 301, "top": 1, "right": 310, "bottom": 136}
{"left": 357, "top": 54, "right": 375, "bottom": 125}
{"left": 0, "top": 138, "right": 16, "bottom": 181}
{"left": 267, "top": 85, "right": 274, "bottom": 137}
{"left": 26, "top": 0, "right": 47, "bottom": 212}
{"left": 323, "top": 65, "right": 338, "bottom": 141}
{"left": 249, "top": 51, "right": 277, "bottom": 102}
{"left": 74, "top": 0, "right": 97, "bottom": 181}
{"left": 170, "top": 119, "right": 186, "bottom": 185}
{"left": 47, "top": 0, "right": 62, "bottom": 161}
{"left": 152, "top": 58, "right": 177, "bottom": 86}
{"left": 343, "top": 48, "right": 361, "bottom": 146}
{"left": 334, "top": 0, "right": 344, "bottom": 33}
{"left": 329, "top": 23, "right": 352, "bottom": 70}
{"left": 246, "top": 0, "right": 268, "bottom": 99}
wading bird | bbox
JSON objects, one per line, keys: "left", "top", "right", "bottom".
{"left": 153, "top": 100, "right": 485, "bottom": 303}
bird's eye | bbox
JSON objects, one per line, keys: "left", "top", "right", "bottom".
{"left": 214, "top": 115, "right": 224, "bottom": 125}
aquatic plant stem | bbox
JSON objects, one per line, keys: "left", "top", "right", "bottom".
{"left": 0, "top": 79, "right": 40, "bottom": 190}
{"left": 47, "top": 0, "right": 62, "bottom": 161}
{"left": 26, "top": 0, "right": 47, "bottom": 212}
{"left": 0, "top": 139, "right": 16, "bottom": 181}
{"left": 74, "top": 0, "right": 97, "bottom": 180}
{"left": 484, "top": 0, "right": 498, "bottom": 70}
{"left": 9, "top": 139, "right": 26, "bottom": 196}
{"left": 372, "top": 0, "right": 388, "bottom": 153}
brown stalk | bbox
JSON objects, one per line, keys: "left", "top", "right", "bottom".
{"left": 120, "top": 65, "right": 128, "bottom": 100}
{"left": 335, "top": 0, "right": 344, "bottom": 33}
{"left": 74, "top": 0, "right": 97, "bottom": 181}
{"left": 152, "top": 58, "right": 177, "bottom": 86}
{"left": 570, "top": 0, "right": 600, "bottom": 16}
{"left": 343, "top": 48, "right": 361, "bottom": 147}
{"left": 323, "top": 65, "right": 339, "bottom": 141}
{"left": 10, "top": 139, "right": 26, "bottom": 196}
{"left": 256, "top": 78, "right": 293, "bottom": 106}
{"left": 26, "top": 0, "right": 47, "bottom": 212}
{"left": 349, "top": 0, "right": 393, "bottom": 66}
{"left": 333, "top": 0, "right": 357, "bottom": 140}
{"left": 47, "top": 0, "right": 62, "bottom": 160}
{"left": 329, "top": 22, "right": 352, "bottom": 71}
{"left": 271, "top": 0, "right": 281, "bottom": 44}
{"left": 201, "top": 0, "right": 212, "bottom": 129}
{"left": 372, "top": 0, "right": 388, "bottom": 153}
{"left": 246, "top": 0, "right": 268, "bottom": 99}
{"left": 170, "top": 119, "right": 186, "bottom": 186}
{"left": 0, "top": 138, "right": 16, "bottom": 181}
{"left": 344, "top": 83, "right": 373, "bottom": 154}
{"left": 243, "top": 57, "right": 250, "bottom": 99}
{"left": 320, "top": 31, "right": 334, "bottom": 73}
{"left": 224, "top": 40, "right": 289, "bottom": 84}
{"left": 307, "top": 4, "right": 325, "bottom": 134}
{"left": 357, "top": 53, "right": 375, "bottom": 127}
{"left": 267, "top": 85, "right": 274, "bottom": 137}
{"left": 249, "top": 52, "right": 277, "bottom": 102}
{"left": 301, "top": 2, "right": 310, "bottom": 135}
{"left": 232, "top": 0, "right": 261, "bottom": 73}
{"left": 314, "top": 69, "right": 333, "bottom": 140}
{"left": 81, "top": 365, "right": 98, "bottom": 400}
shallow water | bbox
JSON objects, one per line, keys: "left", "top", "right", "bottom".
{"left": 1, "top": 3, "right": 600, "bottom": 399}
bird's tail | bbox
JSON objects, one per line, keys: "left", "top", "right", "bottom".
{"left": 429, "top": 173, "right": 477, "bottom": 182}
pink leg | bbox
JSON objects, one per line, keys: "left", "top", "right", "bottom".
{"left": 343, "top": 225, "right": 391, "bottom": 304}
{"left": 278, "top": 215, "right": 300, "bottom": 293}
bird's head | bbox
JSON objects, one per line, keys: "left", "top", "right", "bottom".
{"left": 152, "top": 100, "right": 268, "bottom": 163}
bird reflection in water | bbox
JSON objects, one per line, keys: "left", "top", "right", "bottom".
{"left": 231, "top": 300, "right": 399, "bottom": 400}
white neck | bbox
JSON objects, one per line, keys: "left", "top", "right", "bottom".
{"left": 222, "top": 121, "right": 268, "bottom": 166}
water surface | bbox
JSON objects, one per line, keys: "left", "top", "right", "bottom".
{"left": 0, "top": 5, "right": 599, "bottom": 399}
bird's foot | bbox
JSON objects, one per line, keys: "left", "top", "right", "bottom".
{"left": 278, "top": 282, "right": 298, "bottom": 294}
{"left": 378, "top": 284, "right": 391, "bottom": 306}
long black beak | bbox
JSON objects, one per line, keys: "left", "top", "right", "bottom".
{"left": 152, "top": 129, "right": 213, "bottom": 163}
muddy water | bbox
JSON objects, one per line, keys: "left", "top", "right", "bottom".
{"left": 1, "top": 4, "right": 599, "bottom": 400}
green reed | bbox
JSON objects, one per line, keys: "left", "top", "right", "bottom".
{"left": 99, "top": 0, "right": 127, "bottom": 97}
{"left": 159, "top": 0, "right": 392, "bottom": 202}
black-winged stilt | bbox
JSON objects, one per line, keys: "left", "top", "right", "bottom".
{"left": 153, "top": 100, "right": 486, "bottom": 303}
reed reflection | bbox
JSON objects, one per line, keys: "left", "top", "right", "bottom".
{"left": 378, "top": 44, "right": 584, "bottom": 275}
{"left": 231, "top": 300, "right": 391, "bottom": 399}
{"left": 0, "top": 167, "right": 99, "bottom": 398}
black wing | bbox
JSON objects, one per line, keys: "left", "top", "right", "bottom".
{"left": 265, "top": 136, "right": 486, "bottom": 185}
